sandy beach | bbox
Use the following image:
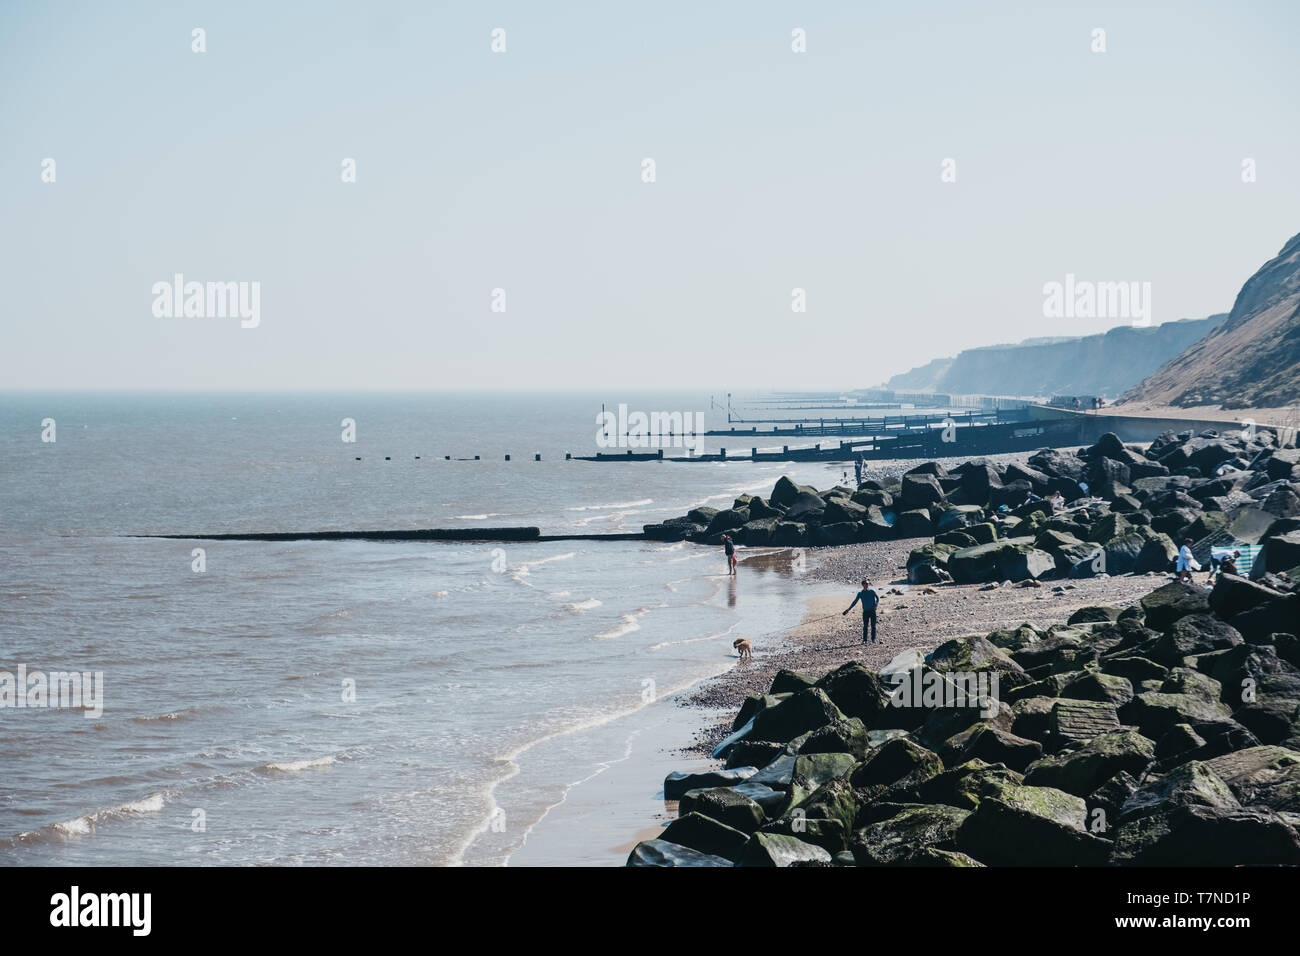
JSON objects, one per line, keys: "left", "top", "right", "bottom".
{"left": 680, "top": 539, "right": 1167, "bottom": 756}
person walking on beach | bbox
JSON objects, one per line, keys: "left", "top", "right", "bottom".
{"left": 854, "top": 454, "right": 864, "bottom": 486}
{"left": 722, "top": 534, "right": 737, "bottom": 576}
{"left": 842, "top": 578, "right": 881, "bottom": 644}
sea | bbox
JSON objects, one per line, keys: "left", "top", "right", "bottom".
{"left": 0, "top": 391, "right": 860, "bottom": 866}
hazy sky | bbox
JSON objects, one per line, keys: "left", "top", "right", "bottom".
{"left": 2, "top": 1, "right": 1298, "bottom": 391}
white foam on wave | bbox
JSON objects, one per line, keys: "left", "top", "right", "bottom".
{"left": 21, "top": 792, "right": 170, "bottom": 844}
{"left": 563, "top": 598, "right": 602, "bottom": 612}
{"left": 649, "top": 622, "right": 739, "bottom": 650}
{"left": 593, "top": 604, "right": 665, "bottom": 640}
{"left": 264, "top": 756, "right": 337, "bottom": 773}
{"left": 566, "top": 499, "right": 652, "bottom": 511}
{"left": 509, "top": 552, "right": 576, "bottom": 588}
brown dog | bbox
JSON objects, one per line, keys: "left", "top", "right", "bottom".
{"left": 733, "top": 638, "right": 753, "bottom": 659}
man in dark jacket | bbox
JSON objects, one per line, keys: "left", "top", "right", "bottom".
{"left": 842, "top": 578, "right": 881, "bottom": 644}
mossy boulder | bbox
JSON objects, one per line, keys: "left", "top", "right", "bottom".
{"left": 1024, "top": 730, "right": 1156, "bottom": 797}
{"left": 850, "top": 804, "right": 972, "bottom": 865}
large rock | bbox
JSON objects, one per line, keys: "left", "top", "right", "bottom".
{"left": 677, "top": 787, "right": 766, "bottom": 834}
{"left": 1024, "top": 730, "right": 1155, "bottom": 796}
{"left": 947, "top": 536, "right": 1036, "bottom": 583}
{"left": 1120, "top": 691, "right": 1233, "bottom": 739}
{"left": 770, "top": 476, "right": 818, "bottom": 509}
{"left": 664, "top": 767, "right": 758, "bottom": 800}
{"left": 812, "top": 522, "right": 859, "bottom": 545}
{"left": 1111, "top": 805, "right": 1300, "bottom": 865}
{"left": 627, "top": 838, "right": 734, "bottom": 867}
{"left": 822, "top": 497, "right": 868, "bottom": 525}
{"left": 956, "top": 781, "right": 1111, "bottom": 866}
{"left": 997, "top": 545, "right": 1058, "bottom": 582}
{"left": 1047, "top": 699, "right": 1123, "bottom": 745}
{"left": 739, "top": 517, "right": 778, "bottom": 545}
{"left": 848, "top": 738, "right": 943, "bottom": 797}
{"left": 894, "top": 509, "right": 935, "bottom": 538}
{"left": 1133, "top": 532, "right": 1179, "bottom": 573}
{"left": 784, "top": 491, "right": 826, "bottom": 523}
{"left": 658, "top": 812, "right": 750, "bottom": 862}
{"left": 1139, "top": 582, "right": 1212, "bottom": 631}
{"left": 900, "top": 473, "right": 946, "bottom": 508}
{"left": 1117, "top": 761, "right": 1240, "bottom": 821}
{"left": 769, "top": 521, "right": 808, "bottom": 547}
{"left": 850, "top": 804, "right": 971, "bottom": 865}
{"left": 763, "top": 777, "right": 857, "bottom": 852}
{"left": 750, "top": 687, "right": 847, "bottom": 744}
{"left": 814, "top": 662, "right": 892, "bottom": 724}
{"left": 926, "top": 633, "right": 1032, "bottom": 692}
{"left": 1203, "top": 745, "right": 1300, "bottom": 811}
{"left": 1229, "top": 594, "right": 1300, "bottom": 642}
{"left": 961, "top": 462, "right": 1004, "bottom": 505}
{"left": 1144, "top": 614, "right": 1243, "bottom": 666}
{"left": 737, "top": 832, "right": 832, "bottom": 867}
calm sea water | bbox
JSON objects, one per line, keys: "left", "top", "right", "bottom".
{"left": 0, "top": 391, "right": 850, "bottom": 866}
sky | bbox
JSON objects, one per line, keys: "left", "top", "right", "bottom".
{"left": 2, "top": 0, "right": 1298, "bottom": 391}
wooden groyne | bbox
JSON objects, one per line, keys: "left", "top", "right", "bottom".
{"left": 336, "top": 406, "right": 1262, "bottom": 466}
{"left": 709, "top": 408, "right": 1019, "bottom": 436}
{"left": 131, "top": 528, "right": 650, "bottom": 543}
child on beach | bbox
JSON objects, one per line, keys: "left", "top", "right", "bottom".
{"left": 722, "top": 534, "right": 737, "bottom": 576}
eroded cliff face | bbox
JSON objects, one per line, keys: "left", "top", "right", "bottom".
{"left": 1121, "top": 232, "right": 1300, "bottom": 410}
{"left": 886, "top": 317, "right": 1222, "bottom": 398}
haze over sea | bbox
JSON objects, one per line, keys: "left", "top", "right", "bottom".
{"left": 0, "top": 390, "right": 854, "bottom": 865}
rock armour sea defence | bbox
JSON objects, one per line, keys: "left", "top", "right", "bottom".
{"left": 629, "top": 577, "right": 1300, "bottom": 866}
{"left": 644, "top": 427, "right": 1300, "bottom": 590}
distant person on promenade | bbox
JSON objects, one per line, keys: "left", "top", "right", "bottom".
{"left": 1177, "top": 538, "right": 1200, "bottom": 583}
{"left": 842, "top": 578, "right": 881, "bottom": 644}
{"left": 1073, "top": 396, "right": 1081, "bottom": 412}
{"left": 722, "top": 534, "right": 737, "bottom": 576}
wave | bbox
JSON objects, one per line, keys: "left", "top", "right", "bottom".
{"left": 566, "top": 499, "right": 653, "bottom": 511}
{"left": 593, "top": 604, "right": 664, "bottom": 640}
{"left": 648, "top": 540, "right": 687, "bottom": 552}
{"left": 649, "top": 622, "right": 739, "bottom": 650}
{"left": 563, "top": 598, "right": 601, "bottom": 612}
{"left": 261, "top": 756, "right": 337, "bottom": 773}
{"left": 509, "top": 552, "right": 576, "bottom": 587}
{"left": 453, "top": 513, "right": 517, "bottom": 521}
{"left": 8, "top": 792, "right": 168, "bottom": 847}
{"left": 131, "top": 708, "right": 199, "bottom": 723}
